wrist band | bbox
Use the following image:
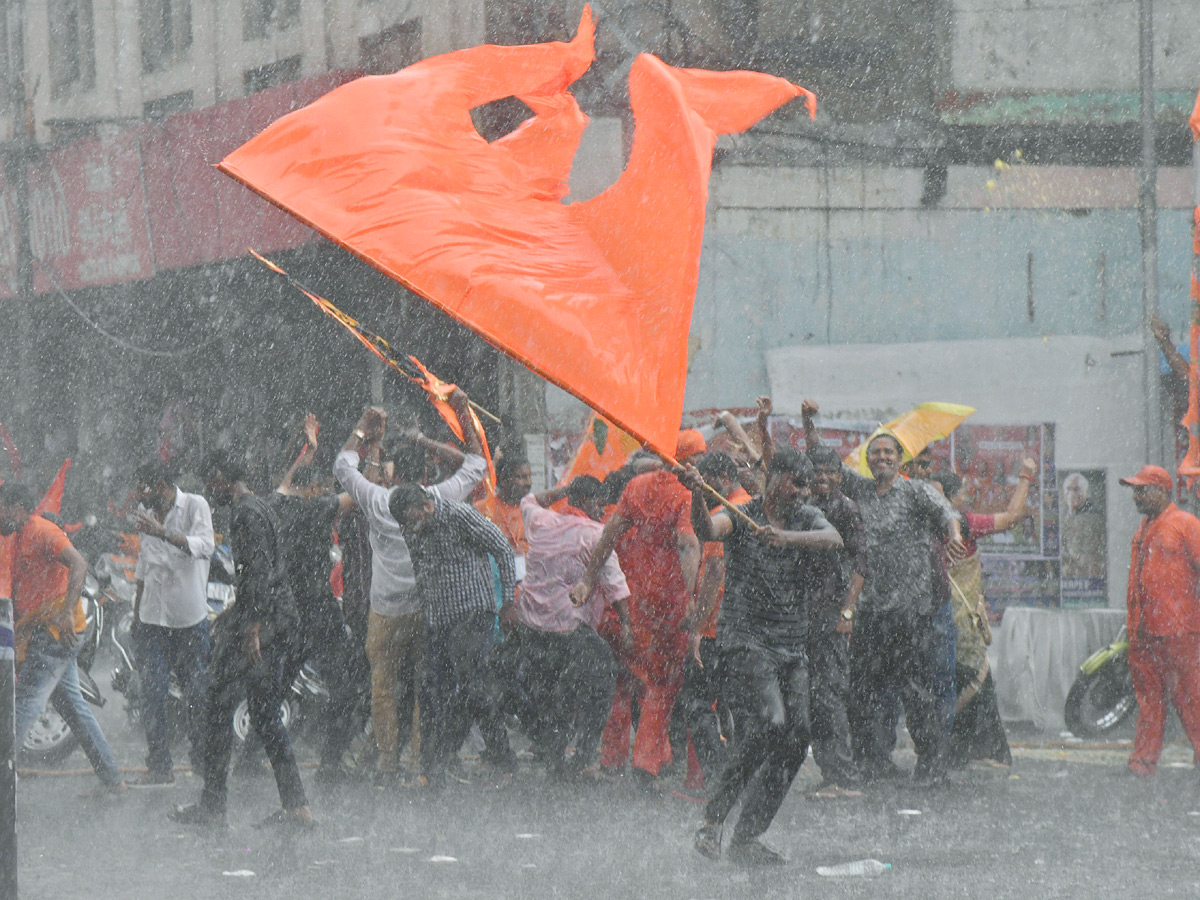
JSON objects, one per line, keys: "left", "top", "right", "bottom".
{"left": 1018, "top": 473, "right": 1036, "bottom": 483}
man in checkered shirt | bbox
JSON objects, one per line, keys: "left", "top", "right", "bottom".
{"left": 389, "top": 483, "right": 518, "bottom": 790}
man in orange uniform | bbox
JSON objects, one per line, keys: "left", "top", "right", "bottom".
{"left": 573, "top": 431, "right": 704, "bottom": 788}
{"left": 1121, "top": 464, "right": 1200, "bottom": 776}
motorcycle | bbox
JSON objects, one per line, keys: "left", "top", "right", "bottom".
{"left": 1063, "top": 625, "right": 1137, "bottom": 738}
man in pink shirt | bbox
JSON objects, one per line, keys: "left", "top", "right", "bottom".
{"left": 515, "top": 476, "right": 630, "bottom": 779}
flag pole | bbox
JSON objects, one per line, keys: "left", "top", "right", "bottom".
{"left": 248, "top": 250, "right": 502, "bottom": 425}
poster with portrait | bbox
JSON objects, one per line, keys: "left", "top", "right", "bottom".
{"left": 1057, "top": 468, "right": 1107, "bottom": 608}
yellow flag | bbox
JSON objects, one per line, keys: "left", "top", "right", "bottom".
{"left": 845, "top": 402, "right": 975, "bottom": 476}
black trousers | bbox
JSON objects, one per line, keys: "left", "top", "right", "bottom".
{"left": 949, "top": 666, "right": 1011, "bottom": 767}
{"left": 676, "top": 636, "right": 728, "bottom": 783}
{"left": 519, "top": 623, "right": 616, "bottom": 772}
{"left": 806, "top": 629, "right": 859, "bottom": 787}
{"left": 705, "top": 643, "right": 810, "bottom": 845}
{"left": 419, "top": 611, "right": 515, "bottom": 785}
{"left": 848, "top": 608, "right": 947, "bottom": 779}
{"left": 298, "top": 594, "right": 370, "bottom": 770}
{"left": 199, "top": 615, "right": 307, "bottom": 812}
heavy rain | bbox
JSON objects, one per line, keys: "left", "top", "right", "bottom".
{"left": 1, "top": 1, "right": 1200, "bottom": 898}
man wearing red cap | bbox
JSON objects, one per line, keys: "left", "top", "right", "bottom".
{"left": 572, "top": 430, "right": 704, "bottom": 787}
{"left": 1121, "top": 464, "right": 1200, "bottom": 776}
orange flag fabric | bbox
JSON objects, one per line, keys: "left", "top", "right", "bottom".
{"left": 218, "top": 7, "right": 813, "bottom": 457}
{"left": 35, "top": 459, "right": 71, "bottom": 516}
{"left": 558, "top": 414, "right": 641, "bottom": 486}
{"left": 1190, "top": 88, "right": 1200, "bottom": 143}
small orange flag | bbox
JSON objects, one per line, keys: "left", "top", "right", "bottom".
{"left": 218, "top": 7, "right": 813, "bottom": 457}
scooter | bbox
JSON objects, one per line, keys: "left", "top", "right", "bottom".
{"left": 1063, "top": 625, "right": 1137, "bottom": 738}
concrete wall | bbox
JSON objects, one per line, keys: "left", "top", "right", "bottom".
{"left": 684, "top": 164, "right": 1195, "bottom": 413}
{"left": 951, "top": 0, "right": 1200, "bottom": 92}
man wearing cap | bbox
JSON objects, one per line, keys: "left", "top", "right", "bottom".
{"left": 1121, "top": 464, "right": 1200, "bottom": 776}
{"left": 572, "top": 430, "right": 704, "bottom": 788}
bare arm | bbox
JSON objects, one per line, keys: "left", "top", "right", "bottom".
{"left": 681, "top": 464, "right": 734, "bottom": 543}
{"left": 56, "top": 543, "right": 88, "bottom": 646}
{"left": 531, "top": 483, "right": 570, "bottom": 508}
{"left": 569, "top": 512, "right": 631, "bottom": 605}
{"left": 755, "top": 396, "right": 774, "bottom": 469}
{"left": 685, "top": 556, "right": 724, "bottom": 635}
{"left": 277, "top": 414, "right": 319, "bottom": 495}
{"left": 837, "top": 572, "right": 864, "bottom": 635}
{"left": 991, "top": 457, "right": 1036, "bottom": 532}
{"left": 800, "top": 398, "right": 821, "bottom": 450}
{"left": 1151, "top": 315, "right": 1190, "bottom": 382}
{"left": 677, "top": 531, "right": 700, "bottom": 596}
{"left": 715, "top": 411, "right": 761, "bottom": 466}
{"left": 759, "top": 521, "right": 842, "bottom": 550}
{"left": 448, "top": 389, "right": 482, "bottom": 457}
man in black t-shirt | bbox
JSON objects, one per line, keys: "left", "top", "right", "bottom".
{"left": 173, "top": 450, "right": 313, "bottom": 828}
{"left": 268, "top": 415, "right": 367, "bottom": 783}
{"left": 681, "top": 449, "right": 842, "bottom": 866}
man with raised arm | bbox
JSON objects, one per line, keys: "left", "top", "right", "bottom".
{"left": 801, "top": 399, "right": 964, "bottom": 787}
{"left": 682, "top": 449, "right": 842, "bottom": 865}
{"left": 515, "top": 475, "right": 628, "bottom": 779}
{"left": 332, "top": 390, "right": 487, "bottom": 784}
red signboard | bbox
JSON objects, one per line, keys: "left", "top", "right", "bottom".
{"left": 0, "top": 71, "right": 359, "bottom": 298}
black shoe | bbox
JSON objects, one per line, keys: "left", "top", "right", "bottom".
{"left": 132, "top": 770, "right": 175, "bottom": 788}
{"left": 727, "top": 838, "right": 787, "bottom": 867}
{"left": 694, "top": 823, "right": 722, "bottom": 860}
{"left": 169, "top": 803, "right": 227, "bottom": 828}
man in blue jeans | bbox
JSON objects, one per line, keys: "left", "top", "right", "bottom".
{"left": 0, "top": 482, "right": 126, "bottom": 793}
{"left": 130, "top": 459, "right": 215, "bottom": 786}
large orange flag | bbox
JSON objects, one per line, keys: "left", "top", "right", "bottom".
{"left": 1178, "top": 88, "right": 1200, "bottom": 486}
{"left": 218, "top": 8, "right": 813, "bottom": 456}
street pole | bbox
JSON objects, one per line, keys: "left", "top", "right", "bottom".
{"left": 0, "top": 597, "right": 16, "bottom": 900}
{"left": 1138, "top": 0, "right": 1163, "bottom": 466}
{"left": 4, "top": 1, "right": 34, "bottom": 459}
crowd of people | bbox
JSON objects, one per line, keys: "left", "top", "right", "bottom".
{"left": 1, "top": 387, "right": 1092, "bottom": 864}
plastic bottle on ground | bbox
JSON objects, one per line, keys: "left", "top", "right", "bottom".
{"left": 816, "top": 859, "right": 892, "bottom": 877}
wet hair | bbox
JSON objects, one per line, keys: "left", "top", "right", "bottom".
{"left": 387, "top": 483, "right": 431, "bottom": 522}
{"left": 0, "top": 482, "right": 36, "bottom": 510}
{"left": 390, "top": 442, "right": 427, "bottom": 484}
{"left": 198, "top": 449, "right": 248, "bottom": 485}
{"left": 496, "top": 452, "right": 530, "bottom": 483}
{"left": 767, "top": 447, "right": 813, "bottom": 486}
{"left": 867, "top": 432, "right": 903, "bottom": 455}
{"left": 806, "top": 445, "right": 842, "bottom": 470}
{"left": 696, "top": 451, "right": 737, "bottom": 483}
{"left": 566, "top": 475, "right": 606, "bottom": 510}
{"left": 135, "top": 458, "right": 179, "bottom": 487}
{"left": 931, "top": 472, "right": 964, "bottom": 499}
{"left": 603, "top": 466, "right": 639, "bottom": 506}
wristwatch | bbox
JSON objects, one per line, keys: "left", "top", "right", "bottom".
{"left": 840, "top": 609, "right": 854, "bottom": 622}
{"left": 353, "top": 428, "right": 366, "bottom": 441}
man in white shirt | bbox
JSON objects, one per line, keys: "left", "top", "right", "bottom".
{"left": 333, "top": 390, "right": 487, "bottom": 784}
{"left": 130, "top": 459, "right": 216, "bottom": 786}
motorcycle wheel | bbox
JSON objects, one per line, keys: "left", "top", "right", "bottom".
{"left": 21, "top": 708, "right": 81, "bottom": 765}
{"left": 231, "top": 697, "right": 294, "bottom": 745}
{"left": 1064, "top": 656, "right": 1137, "bottom": 738}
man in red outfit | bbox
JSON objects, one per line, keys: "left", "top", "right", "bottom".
{"left": 1121, "top": 464, "right": 1200, "bottom": 776}
{"left": 573, "top": 431, "right": 705, "bottom": 788}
